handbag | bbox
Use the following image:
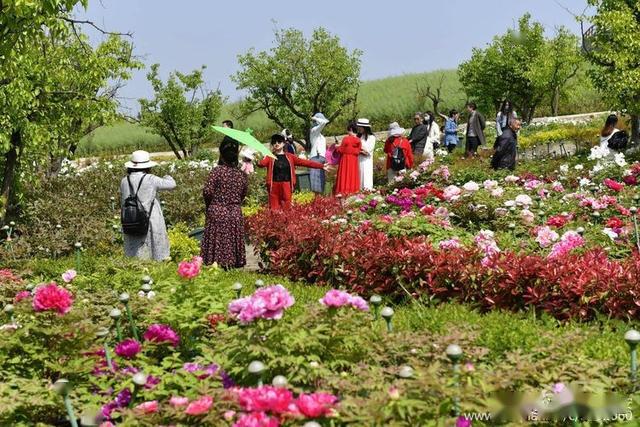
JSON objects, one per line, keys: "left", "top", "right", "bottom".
{"left": 325, "top": 144, "right": 341, "bottom": 166}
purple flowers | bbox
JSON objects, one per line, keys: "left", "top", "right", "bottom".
{"left": 143, "top": 323, "right": 180, "bottom": 347}
{"left": 319, "top": 289, "right": 369, "bottom": 311}
{"left": 228, "top": 284, "right": 295, "bottom": 325}
{"left": 114, "top": 338, "right": 142, "bottom": 359}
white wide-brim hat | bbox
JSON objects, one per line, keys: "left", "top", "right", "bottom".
{"left": 388, "top": 122, "right": 405, "bottom": 137}
{"left": 125, "top": 150, "right": 158, "bottom": 169}
{"left": 356, "top": 118, "right": 371, "bottom": 128}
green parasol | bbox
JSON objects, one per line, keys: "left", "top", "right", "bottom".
{"left": 212, "top": 126, "right": 275, "bottom": 159}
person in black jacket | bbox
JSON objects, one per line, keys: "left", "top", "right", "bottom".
{"left": 491, "top": 119, "right": 521, "bottom": 171}
{"left": 408, "top": 112, "right": 428, "bottom": 155}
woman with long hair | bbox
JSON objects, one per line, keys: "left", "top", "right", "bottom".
{"left": 496, "top": 100, "right": 517, "bottom": 137}
{"left": 333, "top": 122, "right": 362, "bottom": 195}
{"left": 201, "top": 142, "right": 248, "bottom": 268}
{"left": 422, "top": 112, "right": 439, "bottom": 159}
{"left": 600, "top": 114, "right": 620, "bottom": 146}
{"left": 357, "top": 118, "right": 375, "bottom": 191}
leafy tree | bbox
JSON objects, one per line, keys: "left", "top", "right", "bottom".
{"left": 526, "top": 28, "right": 583, "bottom": 117}
{"left": 584, "top": 0, "right": 640, "bottom": 142}
{"left": 458, "top": 14, "right": 584, "bottom": 122}
{"left": 0, "top": 0, "right": 88, "bottom": 59}
{"left": 0, "top": 32, "right": 140, "bottom": 219}
{"left": 233, "top": 27, "right": 362, "bottom": 141}
{"left": 139, "top": 64, "right": 224, "bottom": 159}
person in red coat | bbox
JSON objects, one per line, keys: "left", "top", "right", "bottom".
{"left": 331, "top": 122, "right": 361, "bottom": 195}
{"left": 258, "top": 134, "right": 326, "bottom": 210}
{"left": 384, "top": 122, "right": 414, "bottom": 183}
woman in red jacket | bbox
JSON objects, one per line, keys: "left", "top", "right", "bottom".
{"left": 384, "top": 122, "right": 414, "bottom": 183}
{"left": 332, "top": 122, "right": 361, "bottom": 195}
{"left": 258, "top": 134, "right": 326, "bottom": 210}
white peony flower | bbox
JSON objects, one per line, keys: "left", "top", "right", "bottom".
{"left": 463, "top": 181, "right": 480, "bottom": 192}
{"left": 614, "top": 153, "right": 627, "bottom": 167}
{"left": 579, "top": 178, "right": 591, "bottom": 187}
{"left": 515, "top": 194, "right": 533, "bottom": 207}
{"left": 559, "top": 164, "right": 569, "bottom": 174}
{"left": 574, "top": 164, "right": 584, "bottom": 171}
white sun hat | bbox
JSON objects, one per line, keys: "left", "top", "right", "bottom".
{"left": 125, "top": 150, "right": 158, "bottom": 169}
{"left": 356, "top": 118, "right": 371, "bottom": 128}
{"left": 388, "top": 122, "right": 405, "bottom": 137}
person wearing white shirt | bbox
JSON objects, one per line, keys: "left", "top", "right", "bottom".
{"left": 422, "top": 112, "right": 439, "bottom": 160}
{"left": 309, "top": 112, "right": 329, "bottom": 193}
{"left": 356, "top": 118, "right": 376, "bottom": 190}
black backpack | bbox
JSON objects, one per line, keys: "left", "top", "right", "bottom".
{"left": 608, "top": 130, "right": 629, "bottom": 151}
{"left": 391, "top": 142, "right": 406, "bottom": 171}
{"left": 121, "top": 174, "right": 154, "bottom": 236}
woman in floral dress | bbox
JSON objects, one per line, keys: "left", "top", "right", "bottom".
{"left": 200, "top": 143, "right": 248, "bottom": 268}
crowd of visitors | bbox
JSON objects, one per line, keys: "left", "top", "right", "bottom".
{"left": 120, "top": 101, "right": 628, "bottom": 270}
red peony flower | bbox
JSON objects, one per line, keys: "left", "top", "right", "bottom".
{"left": 623, "top": 175, "right": 638, "bottom": 186}
{"left": 603, "top": 178, "right": 624, "bottom": 192}
{"left": 32, "top": 282, "right": 73, "bottom": 315}
{"left": 606, "top": 216, "right": 625, "bottom": 229}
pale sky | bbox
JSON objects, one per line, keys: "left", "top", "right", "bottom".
{"left": 77, "top": 0, "right": 592, "bottom": 113}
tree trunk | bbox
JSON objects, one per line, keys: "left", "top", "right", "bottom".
{"left": 1, "top": 131, "right": 22, "bottom": 221}
{"left": 552, "top": 88, "right": 560, "bottom": 117}
{"left": 631, "top": 114, "right": 640, "bottom": 145}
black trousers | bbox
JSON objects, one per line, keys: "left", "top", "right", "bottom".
{"left": 466, "top": 136, "right": 480, "bottom": 154}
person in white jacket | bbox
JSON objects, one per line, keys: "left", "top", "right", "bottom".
{"left": 356, "top": 118, "right": 376, "bottom": 190}
{"left": 309, "top": 112, "right": 329, "bottom": 194}
{"left": 422, "top": 112, "right": 439, "bottom": 160}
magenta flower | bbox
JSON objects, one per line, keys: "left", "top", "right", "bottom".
{"left": 233, "top": 411, "right": 280, "bottom": 427}
{"left": 143, "top": 323, "right": 180, "bottom": 347}
{"left": 294, "top": 392, "right": 338, "bottom": 418}
{"left": 236, "top": 386, "right": 294, "bottom": 414}
{"left": 456, "top": 416, "right": 472, "bottom": 427}
{"left": 32, "top": 282, "right": 73, "bottom": 315}
{"left": 14, "top": 290, "right": 31, "bottom": 303}
{"left": 177, "top": 256, "right": 202, "bottom": 279}
{"left": 114, "top": 338, "right": 142, "bottom": 359}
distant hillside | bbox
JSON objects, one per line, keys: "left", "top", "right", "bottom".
{"left": 79, "top": 68, "right": 605, "bottom": 156}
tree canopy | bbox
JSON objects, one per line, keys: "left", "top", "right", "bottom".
{"left": 139, "top": 64, "right": 224, "bottom": 159}
{"left": 233, "top": 27, "right": 362, "bottom": 140}
{"left": 458, "top": 14, "right": 584, "bottom": 121}
{"left": 585, "top": 0, "right": 640, "bottom": 140}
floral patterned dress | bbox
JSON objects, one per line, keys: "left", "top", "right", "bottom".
{"left": 201, "top": 165, "right": 248, "bottom": 268}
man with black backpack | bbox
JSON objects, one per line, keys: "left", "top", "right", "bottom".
{"left": 384, "top": 122, "right": 414, "bottom": 183}
{"left": 120, "top": 150, "right": 176, "bottom": 261}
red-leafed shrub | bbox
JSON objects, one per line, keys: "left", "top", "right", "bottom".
{"left": 249, "top": 199, "right": 640, "bottom": 321}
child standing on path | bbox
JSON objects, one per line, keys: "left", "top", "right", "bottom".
{"left": 258, "top": 134, "right": 326, "bottom": 210}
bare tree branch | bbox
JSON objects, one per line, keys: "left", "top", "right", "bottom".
{"left": 60, "top": 16, "right": 133, "bottom": 37}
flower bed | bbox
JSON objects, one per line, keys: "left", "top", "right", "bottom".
{"left": 0, "top": 259, "right": 636, "bottom": 425}
{"left": 249, "top": 147, "right": 640, "bottom": 321}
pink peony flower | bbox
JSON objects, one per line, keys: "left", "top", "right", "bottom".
{"left": 456, "top": 416, "right": 472, "bottom": 427}
{"left": 524, "top": 179, "right": 543, "bottom": 191}
{"left": 388, "top": 386, "right": 400, "bottom": 400}
{"left": 463, "top": 181, "right": 479, "bottom": 192}
{"left": 114, "top": 338, "right": 142, "bottom": 359}
{"left": 490, "top": 187, "right": 504, "bottom": 198}
{"left": 224, "top": 410, "right": 237, "bottom": 421}
{"left": 295, "top": 392, "right": 338, "bottom": 418}
{"left": 319, "top": 290, "right": 352, "bottom": 308}
{"left": 237, "top": 386, "right": 294, "bottom": 414}
{"left": 548, "top": 231, "right": 585, "bottom": 259}
{"left": 143, "top": 323, "right": 180, "bottom": 347}
{"left": 442, "top": 185, "right": 462, "bottom": 201}
{"left": 177, "top": 256, "right": 202, "bottom": 279}
{"left": 233, "top": 411, "right": 280, "bottom": 427}
{"left": 520, "top": 209, "right": 535, "bottom": 225}
{"left": 134, "top": 400, "right": 158, "bottom": 414}
{"left": 483, "top": 179, "right": 498, "bottom": 190}
{"left": 170, "top": 396, "right": 189, "bottom": 407}
{"left": 32, "top": 282, "right": 73, "bottom": 315}
{"left": 61, "top": 269, "right": 77, "bottom": 283}
{"left": 439, "top": 238, "right": 462, "bottom": 250}
{"left": 229, "top": 286, "right": 295, "bottom": 324}
{"left": 349, "top": 296, "right": 369, "bottom": 311}
{"left": 535, "top": 226, "right": 559, "bottom": 248}
{"left": 14, "top": 290, "right": 31, "bottom": 303}
{"left": 184, "top": 395, "right": 213, "bottom": 415}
